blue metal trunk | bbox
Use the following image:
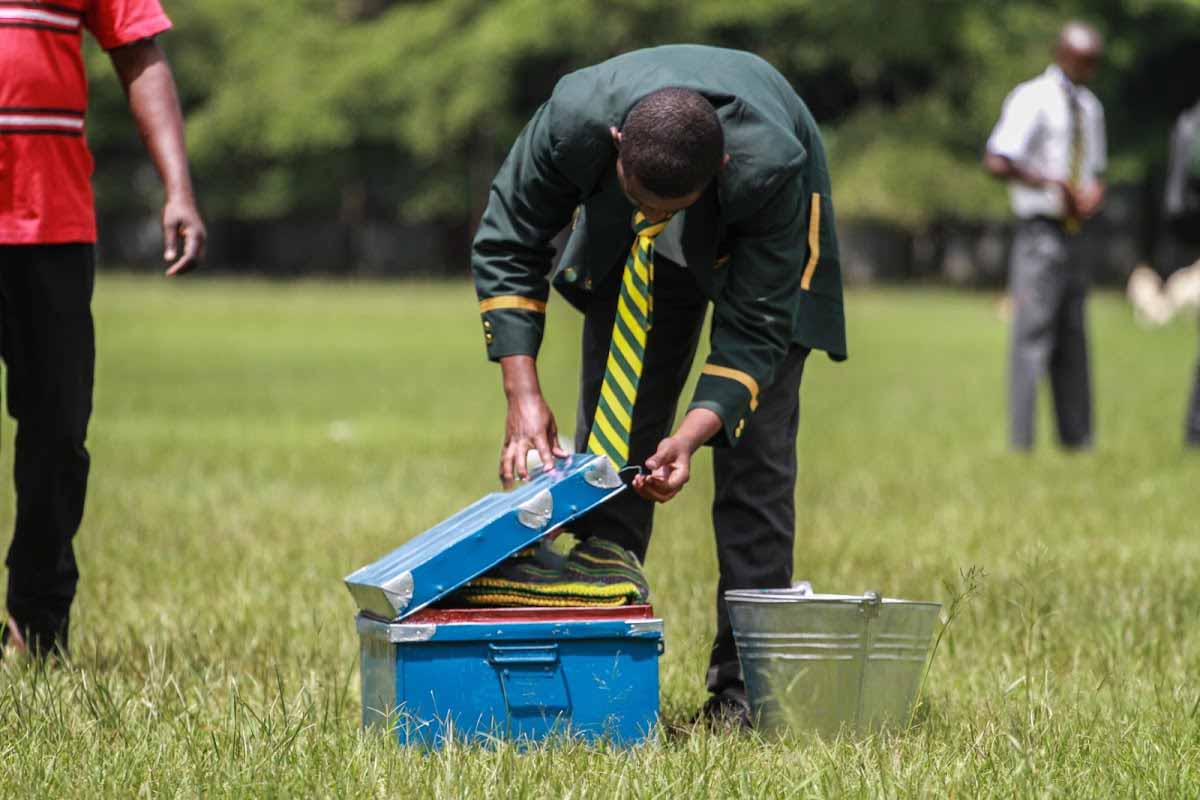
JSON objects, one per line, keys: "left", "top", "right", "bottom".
{"left": 357, "top": 606, "right": 663, "bottom": 746}
{"left": 345, "top": 454, "right": 663, "bottom": 747}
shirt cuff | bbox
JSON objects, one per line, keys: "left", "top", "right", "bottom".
{"left": 479, "top": 300, "right": 547, "bottom": 361}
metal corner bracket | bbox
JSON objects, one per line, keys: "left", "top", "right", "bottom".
{"left": 382, "top": 571, "right": 415, "bottom": 615}
{"left": 517, "top": 489, "right": 554, "bottom": 529}
{"left": 583, "top": 456, "right": 623, "bottom": 490}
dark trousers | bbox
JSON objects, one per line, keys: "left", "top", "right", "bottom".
{"left": 0, "top": 244, "right": 95, "bottom": 654}
{"left": 1161, "top": 243, "right": 1200, "bottom": 446}
{"left": 1008, "top": 219, "right": 1093, "bottom": 450}
{"left": 569, "top": 259, "right": 810, "bottom": 694}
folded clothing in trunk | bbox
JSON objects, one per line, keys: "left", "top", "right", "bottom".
{"left": 450, "top": 537, "right": 650, "bottom": 607}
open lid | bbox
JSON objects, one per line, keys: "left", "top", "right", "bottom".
{"left": 344, "top": 453, "right": 627, "bottom": 621}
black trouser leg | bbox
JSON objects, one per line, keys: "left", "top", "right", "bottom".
{"left": 706, "top": 345, "right": 810, "bottom": 694}
{"left": 0, "top": 244, "right": 95, "bottom": 655}
{"left": 570, "top": 261, "right": 708, "bottom": 561}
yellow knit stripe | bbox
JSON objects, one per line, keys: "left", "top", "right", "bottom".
{"left": 464, "top": 577, "right": 640, "bottom": 598}
{"left": 801, "top": 192, "right": 821, "bottom": 292}
{"left": 458, "top": 592, "right": 629, "bottom": 608}
{"left": 572, "top": 552, "right": 637, "bottom": 570}
{"left": 478, "top": 295, "right": 547, "bottom": 314}
{"left": 701, "top": 364, "right": 761, "bottom": 411}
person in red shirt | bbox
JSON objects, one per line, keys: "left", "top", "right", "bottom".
{"left": 0, "top": 0, "right": 204, "bottom": 658}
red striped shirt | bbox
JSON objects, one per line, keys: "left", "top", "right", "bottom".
{"left": 0, "top": 0, "right": 172, "bottom": 244}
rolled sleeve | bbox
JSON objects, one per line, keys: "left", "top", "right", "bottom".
{"left": 85, "top": 0, "right": 172, "bottom": 51}
{"left": 987, "top": 85, "right": 1040, "bottom": 162}
{"left": 687, "top": 181, "right": 806, "bottom": 447}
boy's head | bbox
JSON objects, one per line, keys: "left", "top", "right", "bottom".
{"left": 612, "top": 87, "right": 726, "bottom": 222}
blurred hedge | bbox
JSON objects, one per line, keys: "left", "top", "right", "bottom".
{"left": 85, "top": 0, "right": 1200, "bottom": 234}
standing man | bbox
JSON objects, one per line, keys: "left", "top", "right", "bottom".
{"left": 472, "top": 45, "right": 845, "bottom": 726}
{"left": 1, "top": 0, "right": 204, "bottom": 658}
{"left": 1162, "top": 99, "right": 1200, "bottom": 447}
{"left": 984, "top": 22, "right": 1107, "bottom": 451}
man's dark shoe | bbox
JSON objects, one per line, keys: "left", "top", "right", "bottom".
{"left": 1, "top": 616, "right": 67, "bottom": 662}
{"left": 696, "top": 685, "right": 753, "bottom": 730}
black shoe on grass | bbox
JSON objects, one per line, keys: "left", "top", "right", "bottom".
{"left": 1, "top": 616, "right": 67, "bottom": 663}
{"left": 695, "top": 685, "right": 753, "bottom": 731}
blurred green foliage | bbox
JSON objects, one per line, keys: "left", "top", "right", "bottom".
{"left": 84, "top": 0, "right": 1200, "bottom": 227}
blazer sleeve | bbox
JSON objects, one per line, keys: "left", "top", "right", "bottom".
{"left": 471, "top": 101, "right": 585, "bottom": 361}
{"left": 687, "top": 178, "right": 808, "bottom": 447}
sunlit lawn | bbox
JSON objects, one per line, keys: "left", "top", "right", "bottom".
{"left": 1, "top": 275, "right": 1198, "bottom": 797}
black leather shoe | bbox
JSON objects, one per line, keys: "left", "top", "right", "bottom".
{"left": 1, "top": 616, "right": 67, "bottom": 662}
{"left": 696, "top": 685, "right": 753, "bottom": 730}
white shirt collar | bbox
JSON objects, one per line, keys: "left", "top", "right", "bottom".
{"left": 1045, "top": 63, "right": 1079, "bottom": 93}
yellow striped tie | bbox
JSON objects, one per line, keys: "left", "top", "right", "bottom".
{"left": 586, "top": 212, "right": 670, "bottom": 466}
{"left": 1066, "top": 86, "right": 1084, "bottom": 234}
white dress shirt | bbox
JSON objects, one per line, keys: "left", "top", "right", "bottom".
{"left": 1164, "top": 101, "right": 1200, "bottom": 219}
{"left": 987, "top": 64, "right": 1107, "bottom": 219}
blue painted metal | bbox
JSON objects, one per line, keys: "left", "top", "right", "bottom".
{"left": 357, "top": 612, "right": 663, "bottom": 747}
{"left": 347, "top": 453, "right": 662, "bottom": 747}
{"left": 344, "top": 454, "right": 625, "bottom": 621}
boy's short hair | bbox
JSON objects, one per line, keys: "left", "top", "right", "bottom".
{"left": 619, "top": 88, "right": 724, "bottom": 198}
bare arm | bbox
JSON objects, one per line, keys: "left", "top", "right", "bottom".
{"left": 983, "top": 151, "right": 1050, "bottom": 189}
{"left": 983, "top": 151, "right": 1082, "bottom": 218}
{"left": 109, "top": 39, "right": 205, "bottom": 275}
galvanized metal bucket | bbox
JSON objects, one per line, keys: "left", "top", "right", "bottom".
{"left": 726, "top": 584, "right": 941, "bottom": 738}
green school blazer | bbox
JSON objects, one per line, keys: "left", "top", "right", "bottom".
{"left": 472, "top": 45, "right": 846, "bottom": 447}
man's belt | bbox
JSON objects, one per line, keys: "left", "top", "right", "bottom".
{"left": 1024, "top": 215, "right": 1082, "bottom": 235}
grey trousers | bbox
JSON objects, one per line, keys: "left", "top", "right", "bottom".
{"left": 569, "top": 259, "right": 810, "bottom": 695}
{"left": 1007, "top": 219, "right": 1093, "bottom": 450}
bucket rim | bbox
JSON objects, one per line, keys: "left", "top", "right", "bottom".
{"left": 724, "top": 588, "right": 941, "bottom": 608}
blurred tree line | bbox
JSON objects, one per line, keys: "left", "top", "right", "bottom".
{"left": 84, "top": 0, "right": 1200, "bottom": 269}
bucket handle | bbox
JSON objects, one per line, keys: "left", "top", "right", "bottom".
{"left": 860, "top": 590, "right": 882, "bottom": 619}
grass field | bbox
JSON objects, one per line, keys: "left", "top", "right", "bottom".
{"left": 1, "top": 276, "right": 1199, "bottom": 797}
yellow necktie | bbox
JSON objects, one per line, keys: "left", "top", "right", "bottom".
{"left": 1066, "top": 87, "right": 1084, "bottom": 233}
{"left": 586, "top": 212, "right": 670, "bottom": 466}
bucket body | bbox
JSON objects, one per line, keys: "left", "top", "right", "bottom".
{"left": 726, "top": 588, "right": 940, "bottom": 737}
